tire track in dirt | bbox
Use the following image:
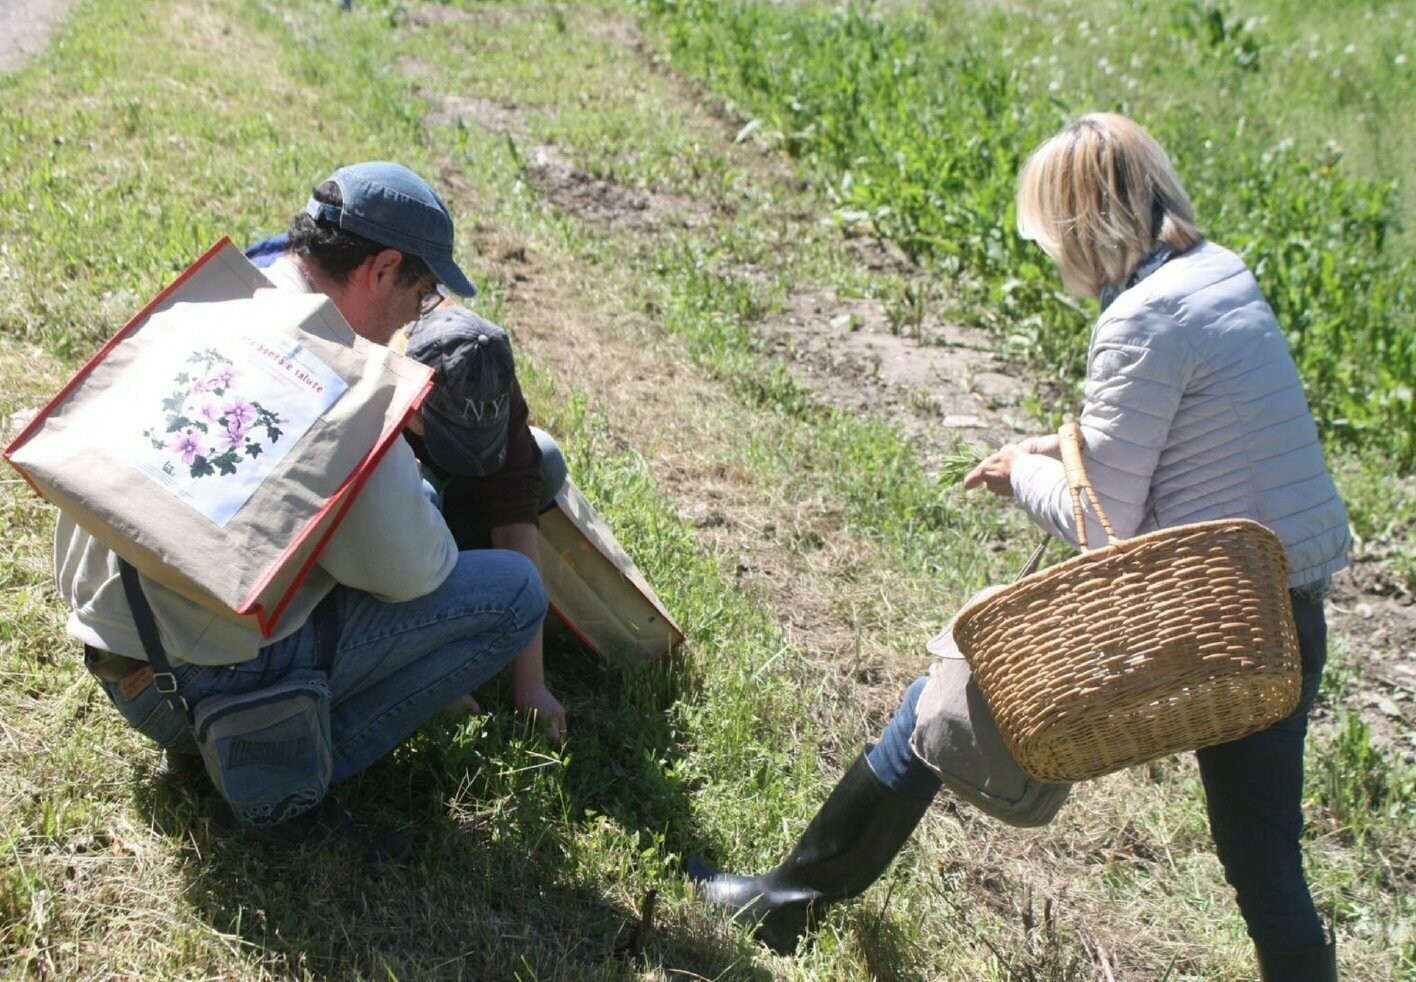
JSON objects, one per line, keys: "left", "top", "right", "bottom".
{"left": 452, "top": 205, "right": 912, "bottom": 734}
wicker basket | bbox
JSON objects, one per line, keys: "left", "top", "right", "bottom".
{"left": 952, "top": 421, "right": 1302, "bottom": 783}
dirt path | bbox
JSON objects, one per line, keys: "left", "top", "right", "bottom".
{"left": 0, "top": 0, "right": 78, "bottom": 72}
{"left": 437, "top": 176, "right": 926, "bottom": 734}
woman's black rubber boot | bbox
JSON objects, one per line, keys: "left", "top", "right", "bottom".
{"left": 1257, "top": 939, "right": 1337, "bottom": 981}
{"left": 685, "top": 751, "right": 931, "bottom": 954}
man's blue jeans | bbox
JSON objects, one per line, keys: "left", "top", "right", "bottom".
{"left": 868, "top": 589, "right": 1329, "bottom": 953}
{"left": 95, "top": 548, "right": 545, "bottom": 787}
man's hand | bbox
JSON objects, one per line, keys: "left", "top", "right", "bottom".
{"left": 515, "top": 680, "right": 567, "bottom": 746}
{"left": 963, "top": 444, "right": 1020, "bottom": 497}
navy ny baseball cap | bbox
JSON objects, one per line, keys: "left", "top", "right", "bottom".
{"left": 306, "top": 162, "right": 478, "bottom": 298}
{"left": 406, "top": 307, "right": 515, "bottom": 476}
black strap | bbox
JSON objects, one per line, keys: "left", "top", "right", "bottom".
{"left": 117, "top": 559, "right": 339, "bottom": 710}
{"left": 116, "top": 559, "right": 189, "bottom": 716}
{"left": 311, "top": 588, "right": 339, "bottom": 673}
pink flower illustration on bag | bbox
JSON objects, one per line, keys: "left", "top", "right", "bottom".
{"left": 166, "top": 429, "right": 206, "bottom": 466}
{"left": 143, "top": 349, "right": 286, "bottom": 479}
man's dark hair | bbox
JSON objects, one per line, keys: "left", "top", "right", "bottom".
{"left": 287, "top": 181, "right": 432, "bottom": 286}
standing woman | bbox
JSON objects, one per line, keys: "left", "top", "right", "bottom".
{"left": 688, "top": 113, "right": 1348, "bottom": 981}
{"left": 968, "top": 112, "right": 1347, "bottom": 978}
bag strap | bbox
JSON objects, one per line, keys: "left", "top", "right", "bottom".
{"left": 1058, "top": 419, "right": 1116, "bottom": 550}
{"left": 1015, "top": 539, "right": 1048, "bottom": 581}
{"left": 119, "top": 557, "right": 339, "bottom": 684}
{"left": 1011, "top": 420, "right": 1117, "bottom": 581}
{"left": 116, "top": 559, "right": 191, "bottom": 717}
{"left": 311, "top": 589, "right": 339, "bottom": 673}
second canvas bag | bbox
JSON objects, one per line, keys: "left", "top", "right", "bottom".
{"left": 536, "top": 478, "right": 684, "bottom": 665}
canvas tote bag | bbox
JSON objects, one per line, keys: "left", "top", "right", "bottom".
{"left": 908, "top": 588, "right": 1072, "bottom": 827}
{"left": 5, "top": 238, "right": 433, "bottom": 636}
{"left": 536, "top": 478, "right": 685, "bottom": 664}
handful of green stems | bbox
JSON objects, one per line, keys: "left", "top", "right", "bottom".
{"left": 936, "top": 436, "right": 992, "bottom": 487}
{"left": 940, "top": 434, "right": 1067, "bottom": 578}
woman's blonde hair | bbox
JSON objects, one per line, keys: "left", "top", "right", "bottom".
{"left": 1016, "top": 113, "right": 1204, "bottom": 299}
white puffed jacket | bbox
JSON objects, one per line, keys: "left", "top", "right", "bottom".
{"left": 1010, "top": 240, "right": 1350, "bottom": 588}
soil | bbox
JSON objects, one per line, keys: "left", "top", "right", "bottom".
{"left": 1325, "top": 558, "right": 1416, "bottom": 758}
{"left": 757, "top": 285, "right": 1033, "bottom": 463}
{"left": 429, "top": 93, "right": 714, "bottom": 234}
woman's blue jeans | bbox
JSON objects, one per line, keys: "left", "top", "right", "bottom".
{"left": 868, "top": 589, "right": 1329, "bottom": 952}
{"left": 1196, "top": 591, "right": 1327, "bottom": 952}
{"left": 95, "top": 548, "right": 546, "bottom": 787}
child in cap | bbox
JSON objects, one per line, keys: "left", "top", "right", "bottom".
{"left": 403, "top": 307, "right": 568, "bottom": 743}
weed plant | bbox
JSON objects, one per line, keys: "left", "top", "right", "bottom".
{"left": 1316, "top": 710, "right": 1415, "bottom": 846}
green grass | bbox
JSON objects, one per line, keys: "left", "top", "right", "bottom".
{"left": 1, "top": 0, "right": 1412, "bottom": 979}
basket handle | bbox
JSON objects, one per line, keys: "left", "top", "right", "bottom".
{"left": 1058, "top": 419, "right": 1116, "bottom": 550}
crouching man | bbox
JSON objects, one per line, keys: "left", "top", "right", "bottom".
{"left": 61, "top": 162, "right": 547, "bottom": 860}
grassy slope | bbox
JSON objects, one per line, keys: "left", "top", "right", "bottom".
{"left": 0, "top": 0, "right": 1411, "bottom": 979}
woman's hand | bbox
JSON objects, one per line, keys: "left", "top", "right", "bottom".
{"left": 963, "top": 445, "right": 1020, "bottom": 497}
{"left": 1016, "top": 433, "right": 1061, "bottom": 458}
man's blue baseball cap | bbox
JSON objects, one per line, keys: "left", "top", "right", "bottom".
{"left": 305, "top": 161, "right": 478, "bottom": 298}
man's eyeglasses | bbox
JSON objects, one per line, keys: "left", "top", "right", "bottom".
{"left": 418, "top": 283, "right": 448, "bottom": 318}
